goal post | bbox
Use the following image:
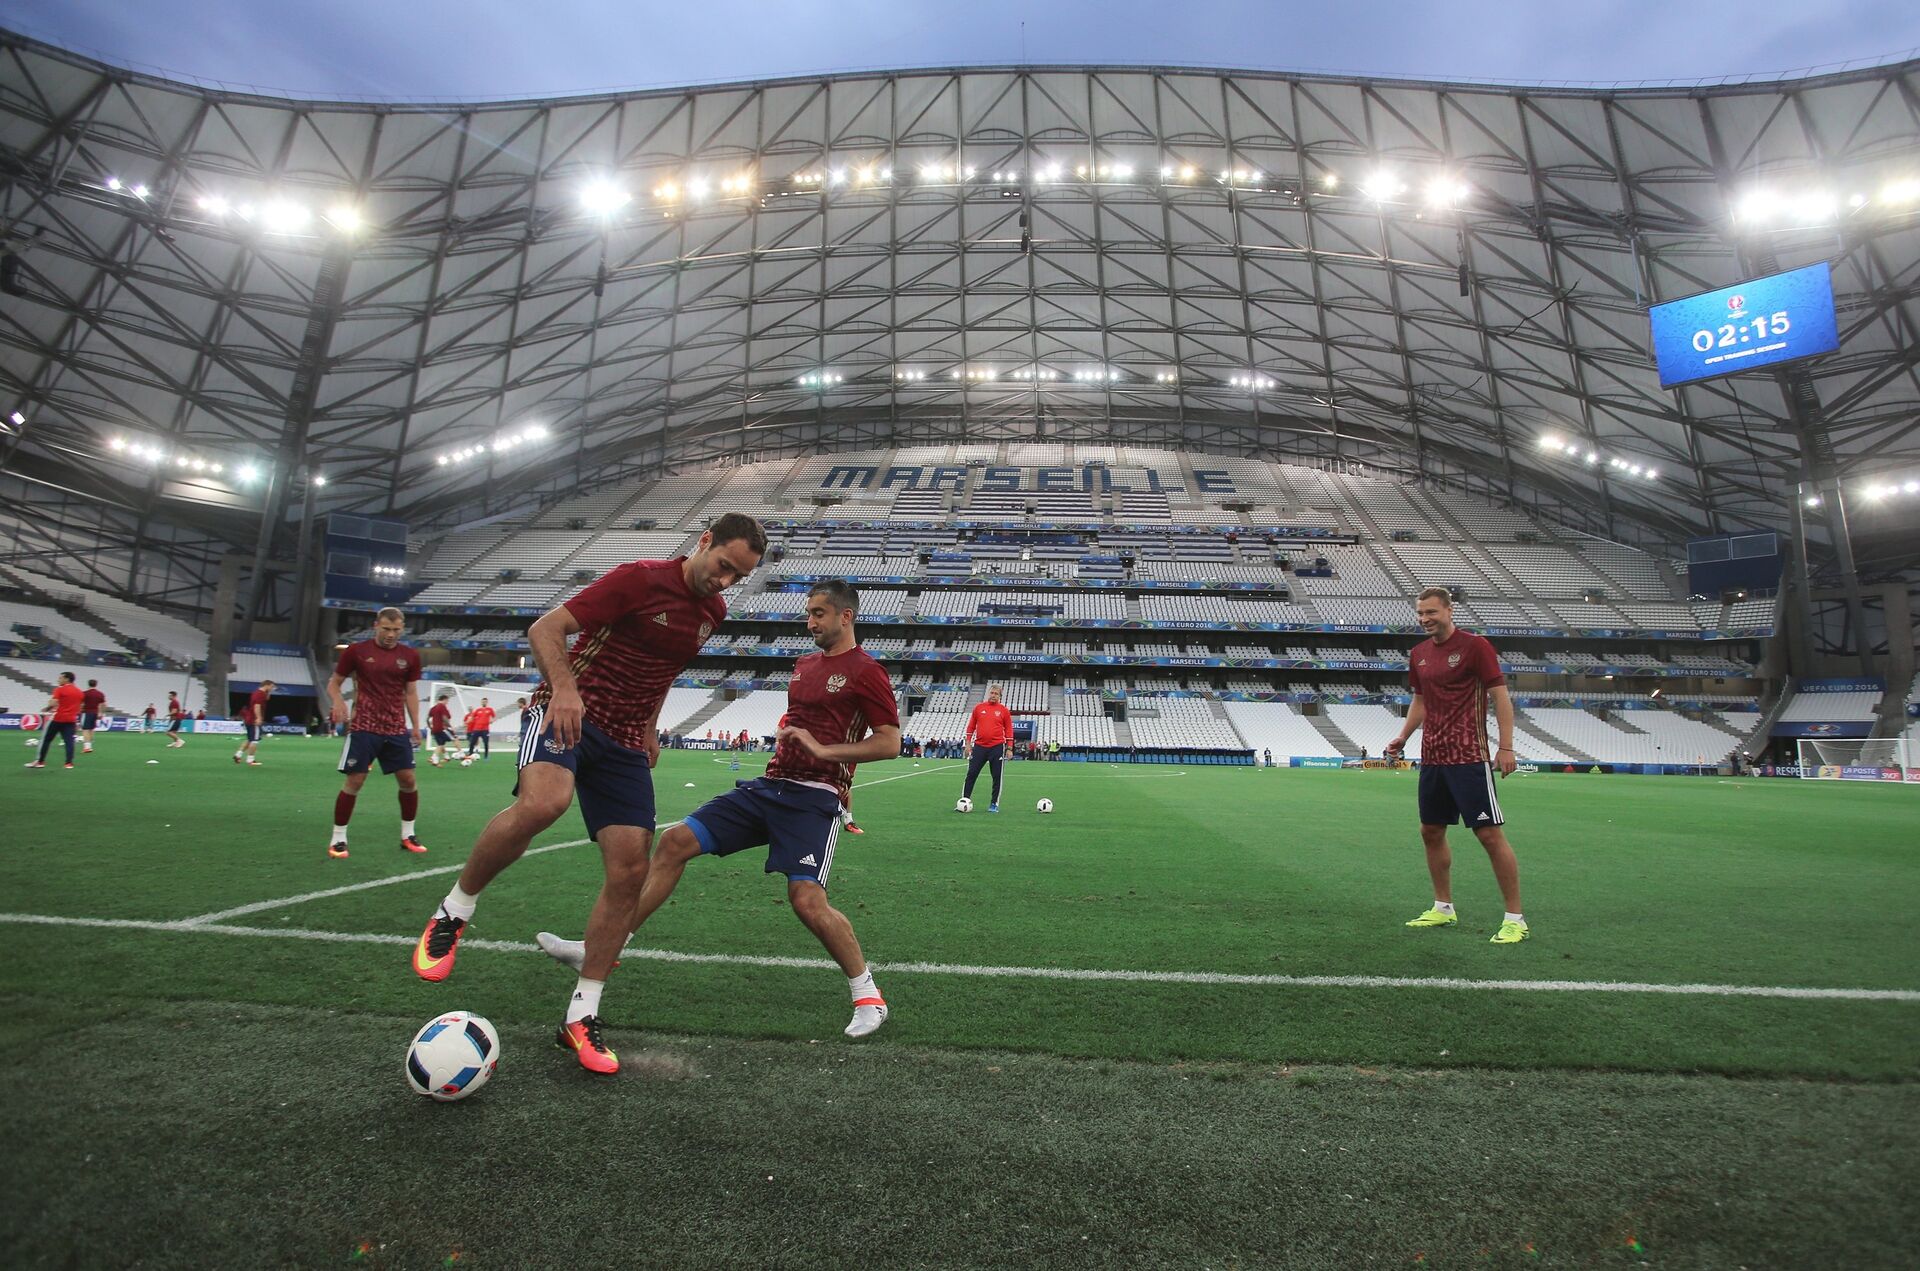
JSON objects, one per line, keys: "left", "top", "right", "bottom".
{"left": 428, "top": 681, "right": 538, "bottom": 740}
{"left": 1795, "top": 737, "right": 1917, "bottom": 783}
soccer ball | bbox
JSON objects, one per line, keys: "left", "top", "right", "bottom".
{"left": 955, "top": 796, "right": 973, "bottom": 813}
{"left": 405, "top": 1011, "right": 499, "bottom": 1102}
{"left": 1036, "top": 798, "right": 1054, "bottom": 814}
{"left": 459, "top": 756, "right": 474, "bottom": 768}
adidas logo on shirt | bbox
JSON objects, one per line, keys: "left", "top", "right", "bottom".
{"left": 652, "top": 612, "right": 670, "bottom": 626}
{"left": 799, "top": 853, "right": 817, "bottom": 866}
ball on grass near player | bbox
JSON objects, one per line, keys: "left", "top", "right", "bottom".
{"left": 955, "top": 796, "right": 973, "bottom": 813}
{"left": 405, "top": 1011, "right": 499, "bottom": 1102}
{"left": 1036, "top": 797, "right": 1054, "bottom": 814}
{"left": 459, "top": 756, "right": 474, "bottom": 767}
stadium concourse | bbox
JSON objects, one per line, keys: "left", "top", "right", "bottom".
{"left": 3, "top": 28, "right": 1919, "bottom": 1270}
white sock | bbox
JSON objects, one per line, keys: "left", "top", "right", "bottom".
{"left": 440, "top": 883, "right": 479, "bottom": 921}
{"left": 849, "top": 968, "right": 882, "bottom": 1003}
{"left": 329, "top": 824, "right": 349, "bottom": 845}
{"left": 1433, "top": 901, "right": 1455, "bottom": 915}
{"left": 566, "top": 977, "right": 604, "bottom": 1024}
{"left": 1504, "top": 911, "right": 1525, "bottom": 925}
{"left": 401, "top": 820, "right": 416, "bottom": 839}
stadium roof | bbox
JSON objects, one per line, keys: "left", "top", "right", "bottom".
{"left": 2, "top": 30, "right": 1918, "bottom": 572}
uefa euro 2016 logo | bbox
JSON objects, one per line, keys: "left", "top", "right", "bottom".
{"left": 1727, "top": 294, "right": 1746, "bottom": 313}
{"left": 543, "top": 737, "right": 571, "bottom": 754}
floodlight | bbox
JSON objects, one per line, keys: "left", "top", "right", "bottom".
{"left": 326, "top": 204, "right": 363, "bottom": 232}
{"left": 105, "top": 177, "right": 122, "bottom": 190}
{"left": 581, "top": 181, "right": 630, "bottom": 214}
{"left": 260, "top": 200, "right": 309, "bottom": 232}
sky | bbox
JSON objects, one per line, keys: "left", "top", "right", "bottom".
{"left": 7, "top": 0, "right": 1919, "bottom": 100}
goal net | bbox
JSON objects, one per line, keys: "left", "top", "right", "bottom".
{"left": 429, "top": 682, "right": 538, "bottom": 741}
{"left": 1795, "top": 737, "right": 1917, "bottom": 783}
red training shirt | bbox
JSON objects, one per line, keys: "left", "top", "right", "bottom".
{"left": 80, "top": 687, "right": 106, "bottom": 713}
{"left": 428, "top": 702, "right": 451, "bottom": 733}
{"left": 334, "top": 639, "right": 421, "bottom": 735}
{"left": 965, "top": 700, "right": 1014, "bottom": 748}
{"left": 469, "top": 705, "right": 496, "bottom": 731}
{"left": 50, "top": 683, "right": 84, "bottom": 723}
{"left": 1408, "top": 628, "right": 1505, "bottom": 766}
{"left": 537, "top": 557, "right": 727, "bottom": 750}
{"left": 767, "top": 646, "right": 899, "bottom": 808}
{"left": 168, "top": 699, "right": 185, "bottom": 721}
{"left": 246, "top": 689, "right": 271, "bottom": 724}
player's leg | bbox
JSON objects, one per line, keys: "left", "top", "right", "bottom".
{"left": 58, "top": 722, "right": 75, "bottom": 765}
{"left": 765, "top": 788, "right": 886, "bottom": 1037}
{"left": 961, "top": 744, "right": 989, "bottom": 801}
{"left": 1462, "top": 763, "right": 1525, "bottom": 942}
{"left": 1406, "top": 766, "right": 1460, "bottom": 927}
{"left": 331, "top": 767, "right": 370, "bottom": 856}
{"left": 987, "top": 746, "right": 1005, "bottom": 810}
{"left": 394, "top": 763, "right": 424, "bottom": 852}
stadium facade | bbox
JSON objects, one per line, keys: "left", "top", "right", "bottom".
{"left": 0, "top": 31, "right": 1916, "bottom": 753}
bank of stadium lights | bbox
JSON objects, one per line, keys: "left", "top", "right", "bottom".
{"left": 436, "top": 423, "right": 550, "bottom": 467}
{"left": 1228, "top": 373, "right": 1275, "bottom": 391}
{"left": 1073, "top": 367, "right": 1123, "bottom": 383}
{"left": 102, "top": 176, "right": 151, "bottom": 200}
{"left": 894, "top": 369, "right": 928, "bottom": 382}
{"left": 1008, "top": 368, "right": 1059, "bottom": 381}
{"left": 580, "top": 181, "right": 631, "bottom": 214}
{"left": 105, "top": 435, "right": 263, "bottom": 480}
{"left": 796, "top": 371, "right": 843, "bottom": 388}
{"left": 1153, "top": 371, "right": 1178, "bottom": 385}
{"left": 1361, "top": 171, "right": 1407, "bottom": 202}
{"left": 370, "top": 564, "right": 408, "bottom": 580}
{"left": 1734, "top": 177, "right": 1920, "bottom": 227}
{"left": 1538, "top": 434, "right": 1658, "bottom": 480}
{"left": 1860, "top": 478, "right": 1920, "bottom": 502}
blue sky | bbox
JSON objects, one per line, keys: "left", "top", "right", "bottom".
{"left": 9, "top": 0, "right": 1918, "bottom": 99}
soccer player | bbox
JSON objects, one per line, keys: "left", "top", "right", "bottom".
{"left": 426, "top": 693, "right": 455, "bottom": 766}
{"left": 78, "top": 679, "right": 107, "bottom": 753}
{"left": 142, "top": 702, "right": 156, "bottom": 732}
{"left": 960, "top": 683, "right": 1014, "bottom": 812}
{"left": 25, "top": 672, "right": 85, "bottom": 769}
{"left": 162, "top": 691, "right": 188, "bottom": 748}
{"left": 411, "top": 514, "right": 767, "bottom": 1075}
{"left": 234, "top": 679, "right": 276, "bottom": 766}
{"left": 464, "top": 698, "right": 496, "bottom": 759}
{"left": 326, "top": 608, "right": 426, "bottom": 858}
{"left": 1382, "top": 587, "right": 1528, "bottom": 945}
{"left": 538, "top": 579, "right": 901, "bottom": 1049}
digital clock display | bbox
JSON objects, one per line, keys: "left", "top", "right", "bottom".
{"left": 1647, "top": 262, "right": 1840, "bottom": 389}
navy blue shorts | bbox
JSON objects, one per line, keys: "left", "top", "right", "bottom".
{"left": 1418, "top": 762, "right": 1505, "bottom": 828}
{"left": 685, "top": 777, "right": 844, "bottom": 886}
{"left": 167, "top": 718, "right": 183, "bottom": 733}
{"left": 79, "top": 712, "right": 99, "bottom": 731}
{"left": 245, "top": 724, "right": 262, "bottom": 742}
{"left": 431, "top": 729, "right": 453, "bottom": 746}
{"left": 516, "top": 704, "right": 655, "bottom": 840}
{"left": 339, "top": 731, "right": 414, "bottom": 775}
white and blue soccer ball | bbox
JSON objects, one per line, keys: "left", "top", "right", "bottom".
{"left": 405, "top": 1011, "right": 499, "bottom": 1102}
{"left": 955, "top": 796, "right": 973, "bottom": 813}
{"left": 459, "top": 755, "right": 474, "bottom": 768}
{"left": 1036, "top": 798, "right": 1054, "bottom": 814}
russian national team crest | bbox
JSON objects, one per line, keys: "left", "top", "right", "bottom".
{"left": 397, "top": 659, "right": 408, "bottom": 670}
{"left": 1446, "top": 652, "right": 1462, "bottom": 667}
{"left": 826, "top": 674, "right": 847, "bottom": 693}
{"left": 699, "top": 622, "right": 713, "bottom": 640}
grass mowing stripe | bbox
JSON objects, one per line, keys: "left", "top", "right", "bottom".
{"left": 5, "top": 911, "right": 1915, "bottom": 1002}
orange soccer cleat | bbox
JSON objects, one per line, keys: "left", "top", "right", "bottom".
{"left": 555, "top": 1015, "right": 619, "bottom": 1074}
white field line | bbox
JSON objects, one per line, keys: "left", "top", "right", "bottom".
{"left": 173, "top": 761, "right": 965, "bottom": 926}
{"left": 176, "top": 838, "right": 596, "bottom": 927}
{"left": 0, "top": 911, "right": 1915, "bottom": 1002}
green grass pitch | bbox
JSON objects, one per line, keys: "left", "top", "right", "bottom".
{"left": 3, "top": 735, "right": 1917, "bottom": 1267}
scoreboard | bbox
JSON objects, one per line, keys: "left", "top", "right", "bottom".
{"left": 1648, "top": 262, "right": 1839, "bottom": 389}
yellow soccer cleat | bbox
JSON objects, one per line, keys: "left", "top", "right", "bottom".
{"left": 1404, "top": 907, "right": 1458, "bottom": 929}
{"left": 1490, "top": 919, "right": 1530, "bottom": 944}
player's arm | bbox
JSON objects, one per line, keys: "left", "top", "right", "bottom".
{"left": 781, "top": 722, "right": 902, "bottom": 765}
{"left": 1384, "top": 695, "right": 1424, "bottom": 758}
{"left": 527, "top": 604, "right": 586, "bottom": 746}
{"left": 1487, "top": 684, "right": 1518, "bottom": 776}
{"left": 405, "top": 679, "right": 423, "bottom": 741}
{"left": 326, "top": 672, "right": 350, "bottom": 725}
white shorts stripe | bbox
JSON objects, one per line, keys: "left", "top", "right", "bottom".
{"left": 336, "top": 732, "right": 353, "bottom": 772}
{"left": 518, "top": 705, "right": 545, "bottom": 769}
{"left": 1482, "top": 761, "right": 1504, "bottom": 824}
{"left": 817, "top": 819, "right": 840, "bottom": 884}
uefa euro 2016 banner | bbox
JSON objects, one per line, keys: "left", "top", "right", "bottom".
{"left": 1794, "top": 677, "right": 1885, "bottom": 693}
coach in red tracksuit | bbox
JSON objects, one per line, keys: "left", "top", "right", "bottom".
{"left": 960, "top": 685, "right": 1014, "bottom": 812}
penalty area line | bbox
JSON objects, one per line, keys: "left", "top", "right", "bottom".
{"left": 0, "top": 912, "right": 1914, "bottom": 1003}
